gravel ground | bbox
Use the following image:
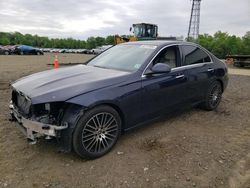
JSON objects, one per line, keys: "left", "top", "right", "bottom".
{"left": 0, "top": 54, "right": 250, "bottom": 188}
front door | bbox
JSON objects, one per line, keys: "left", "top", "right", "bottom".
{"left": 140, "top": 45, "right": 189, "bottom": 121}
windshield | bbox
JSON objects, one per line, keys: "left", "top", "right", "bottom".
{"left": 134, "top": 25, "right": 145, "bottom": 38}
{"left": 133, "top": 24, "right": 157, "bottom": 38}
{"left": 87, "top": 44, "right": 156, "bottom": 72}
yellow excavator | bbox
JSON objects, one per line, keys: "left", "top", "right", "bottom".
{"left": 115, "top": 23, "right": 157, "bottom": 44}
{"left": 114, "top": 23, "right": 176, "bottom": 44}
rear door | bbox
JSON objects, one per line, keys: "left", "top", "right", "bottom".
{"left": 140, "top": 45, "right": 189, "bottom": 120}
{"left": 180, "top": 45, "right": 215, "bottom": 103}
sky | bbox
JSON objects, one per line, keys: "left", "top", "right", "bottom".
{"left": 0, "top": 0, "right": 249, "bottom": 40}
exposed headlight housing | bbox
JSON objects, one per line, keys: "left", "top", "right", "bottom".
{"left": 11, "top": 90, "right": 31, "bottom": 116}
{"left": 32, "top": 102, "right": 65, "bottom": 125}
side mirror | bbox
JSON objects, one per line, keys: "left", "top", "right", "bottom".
{"left": 145, "top": 63, "right": 171, "bottom": 76}
{"left": 129, "top": 27, "right": 132, "bottom": 32}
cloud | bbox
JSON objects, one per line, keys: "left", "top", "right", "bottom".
{"left": 0, "top": 0, "right": 249, "bottom": 39}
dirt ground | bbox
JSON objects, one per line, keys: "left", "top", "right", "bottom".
{"left": 0, "top": 54, "right": 250, "bottom": 188}
{"left": 228, "top": 65, "right": 250, "bottom": 76}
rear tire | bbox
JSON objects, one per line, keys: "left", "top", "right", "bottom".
{"left": 201, "top": 81, "right": 222, "bottom": 111}
{"left": 73, "top": 105, "right": 121, "bottom": 159}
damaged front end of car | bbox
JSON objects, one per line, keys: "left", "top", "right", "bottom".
{"left": 9, "top": 89, "right": 79, "bottom": 145}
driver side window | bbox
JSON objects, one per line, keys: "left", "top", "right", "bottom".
{"left": 153, "top": 46, "right": 179, "bottom": 68}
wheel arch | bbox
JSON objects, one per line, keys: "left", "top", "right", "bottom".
{"left": 215, "top": 78, "right": 224, "bottom": 92}
{"left": 59, "top": 101, "right": 126, "bottom": 152}
{"left": 71, "top": 102, "right": 123, "bottom": 158}
{"left": 87, "top": 102, "right": 125, "bottom": 132}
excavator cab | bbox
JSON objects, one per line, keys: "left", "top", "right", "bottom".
{"left": 132, "top": 23, "right": 158, "bottom": 39}
{"left": 114, "top": 22, "right": 178, "bottom": 45}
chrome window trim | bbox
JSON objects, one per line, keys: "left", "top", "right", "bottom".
{"left": 141, "top": 43, "right": 213, "bottom": 78}
{"left": 171, "top": 62, "right": 213, "bottom": 71}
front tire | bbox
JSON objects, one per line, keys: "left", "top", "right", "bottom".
{"left": 73, "top": 105, "right": 121, "bottom": 159}
{"left": 201, "top": 81, "right": 222, "bottom": 111}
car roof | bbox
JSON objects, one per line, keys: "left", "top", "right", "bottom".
{"left": 121, "top": 40, "right": 196, "bottom": 47}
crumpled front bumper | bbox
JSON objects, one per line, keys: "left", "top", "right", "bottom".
{"left": 9, "top": 102, "right": 68, "bottom": 141}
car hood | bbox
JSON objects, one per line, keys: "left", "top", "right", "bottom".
{"left": 12, "top": 65, "right": 130, "bottom": 104}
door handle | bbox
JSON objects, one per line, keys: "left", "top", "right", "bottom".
{"left": 175, "top": 74, "right": 184, "bottom": 79}
{"left": 207, "top": 68, "right": 214, "bottom": 72}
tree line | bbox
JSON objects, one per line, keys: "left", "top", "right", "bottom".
{"left": 0, "top": 32, "right": 115, "bottom": 49}
{"left": 0, "top": 31, "right": 249, "bottom": 58}
{"left": 198, "top": 31, "right": 250, "bottom": 58}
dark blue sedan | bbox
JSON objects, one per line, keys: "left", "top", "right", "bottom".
{"left": 10, "top": 41, "right": 228, "bottom": 159}
{"left": 14, "top": 45, "right": 43, "bottom": 55}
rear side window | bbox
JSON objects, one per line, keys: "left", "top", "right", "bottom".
{"left": 182, "top": 45, "right": 211, "bottom": 66}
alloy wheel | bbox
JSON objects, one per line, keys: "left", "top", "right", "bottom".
{"left": 81, "top": 112, "right": 118, "bottom": 154}
{"left": 209, "top": 84, "right": 222, "bottom": 108}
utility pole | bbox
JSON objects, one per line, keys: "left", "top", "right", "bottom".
{"left": 187, "top": 0, "right": 202, "bottom": 40}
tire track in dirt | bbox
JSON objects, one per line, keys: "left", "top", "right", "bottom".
{"left": 227, "top": 125, "right": 250, "bottom": 188}
{"left": 229, "top": 153, "right": 250, "bottom": 188}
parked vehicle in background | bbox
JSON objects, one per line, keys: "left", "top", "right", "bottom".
{"left": 40, "top": 48, "right": 51, "bottom": 53}
{"left": 59, "top": 49, "right": 66, "bottom": 53}
{"left": 4, "top": 45, "right": 19, "bottom": 54}
{"left": 10, "top": 40, "right": 228, "bottom": 159}
{"left": 84, "top": 49, "right": 93, "bottom": 54}
{"left": 0, "top": 46, "right": 10, "bottom": 55}
{"left": 63, "top": 49, "right": 71, "bottom": 53}
{"left": 50, "top": 49, "right": 60, "bottom": 53}
{"left": 91, "top": 45, "right": 113, "bottom": 54}
{"left": 76, "top": 49, "right": 87, "bottom": 54}
{"left": 0, "top": 45, "right": 108, "bottom": 55}
{"left": 91, "top": 47, "right": 101, "bottom": 54}
{"left": 101, "top": 45, "right": 113, "bottom": 52}
{"left": 226, "top": 55, "right": 250, "bottom": 67}
{"left": 14, "top": 45, "right": 44, "bottom": 55}
{"left": 66, "top": 49, "right": 74, "bottom": 53}
{"left": 36, "top": 48, "right": 93, "bottom": 54}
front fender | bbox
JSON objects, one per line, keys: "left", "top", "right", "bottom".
{"left": 66, "top": 88, "right": 122, "bottom": 109}
{"left": 66, "top": 79, "right": 142, "bottom": 130}
{"left": 59, "top": 103, "right": 85, "bottom": 152}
